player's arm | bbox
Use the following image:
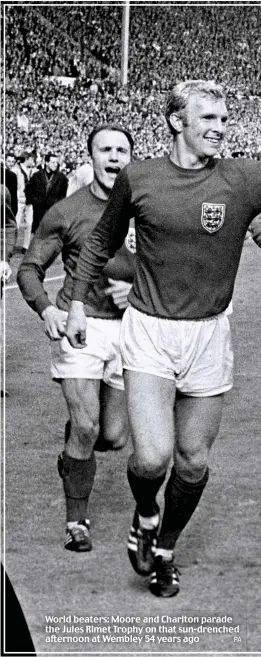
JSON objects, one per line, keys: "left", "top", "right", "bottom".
{"left": 1, "top": 223, "right": 17, "bottom": 283}
{"left": 242, "top": 162, "right": 261, "bottom": 242}
{"left": 66, "top": 169, "right": 132, "bottom": 348}
{"left": 104, "top": 222, "right": 136, "bottom": 309}
{"left": 240, "top": 161, "right": 261, "bottom": 247}
{"left": 0, "top": 186, "right": 17, "bottom": 280}
{"left": 17, "top": 206, "right": 68, "bottom": 339}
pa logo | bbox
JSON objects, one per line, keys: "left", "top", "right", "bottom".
{"left": 125, "top": 227, "right": 136, "bottom": 254}
{"left": 201, "top": 203, "right": 226, "bottom": 233}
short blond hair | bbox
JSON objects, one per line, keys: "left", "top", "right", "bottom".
{"left": 165, "top": 80, "right": 226, "bottom": 135}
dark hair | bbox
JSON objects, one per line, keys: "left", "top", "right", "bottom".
{"left": 87, "top": 124, "right": 134, "bottom": 156}
{"left": 45, "top": 152, "right": 57, "bottom": 163}
{"left": 18, "top": 151, "right": 32, "bottom": 163}
{"left": 65, "top": 161, "right": 75, "bottom": 173}
{"left": 6, "top": 152, "right": 15, "bottom": 159}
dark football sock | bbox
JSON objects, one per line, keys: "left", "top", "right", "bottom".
{"left": 58, "top": 451, "right": 96, "bottom": 522}
{"left": 127, "top": 455, "right": 166, "bottom": 517}
{"left": 158, "top": 466, "right": 209, "bottom": 550}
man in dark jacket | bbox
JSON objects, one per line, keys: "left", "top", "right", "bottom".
{"left": 25, "top": 152, "right": 68, "bottom": 233}
{"left": 1, "top": 154, "right": 18, "bottom": 217}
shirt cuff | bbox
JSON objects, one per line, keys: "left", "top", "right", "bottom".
{"left": 71, "top": 279, "right": 91, "bottom": 302}
{"left": 34, "top": 296, "right": 54, "bottom": 318}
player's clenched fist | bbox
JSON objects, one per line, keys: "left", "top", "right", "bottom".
{"left": 41, "top": 306, "right": 67, "bottom": 340}
{"left": 66, "top": 300, "right": 87, "bottom": 348}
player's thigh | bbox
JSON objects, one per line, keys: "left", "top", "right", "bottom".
{"left": 174, "top": 393, "right": 224, "bottom": 476}
{"left": 61, "top": 378, "right": 101, "bottom": 434}
{"left": 124, "top": 370, "right": 176, "bottom": 473}
{"left": 99, "top": 382, "right": 129, "bottom": 445}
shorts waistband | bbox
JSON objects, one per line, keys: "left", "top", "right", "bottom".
{"left": 129, "top": 305, "right": 229, "bottom": 322}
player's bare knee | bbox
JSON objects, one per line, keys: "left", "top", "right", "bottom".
{"left": 109, "top": 433, "right": 128, "bottom": 450}
{"left": 71, "top": 417, "right": 99, "bottom": 448}
{"left": 103, "top": 421, "right": 129, "bottom": 450}
{"left": 135, "top": 451, "right": 169, "bottom": 478}
{"left": 175, "top": 447, "right": 208, "bottom": 482}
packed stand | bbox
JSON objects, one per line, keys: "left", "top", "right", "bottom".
{"left": 4, "top": 4, "right": 261, "bottom": 163}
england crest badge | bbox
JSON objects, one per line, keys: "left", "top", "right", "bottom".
{"left": 201, "top": 203, "right": 226, "bottom": 233}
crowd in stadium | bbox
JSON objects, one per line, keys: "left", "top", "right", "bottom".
{"left": 4, "top": 4, "right": 261, "bottom": 168}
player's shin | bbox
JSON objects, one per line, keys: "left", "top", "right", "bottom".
{"left": 57, "top": 451, "right": 96, "bottom": 551}
{"left": 58, "top": 451, "right": 96, "bottom": 521}
{"left": 150, "top": 467, "right": 209, "bottom": 597}
{"left": 157, "top": 465, "right": 209, "bottom": 553}
{"left": 127, "top": 454, "right": 166, "bottom": 575}
{"left": 127, "top": 454, "right": 165, "bottom": 519}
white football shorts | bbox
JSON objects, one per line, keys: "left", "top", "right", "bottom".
{"left": 120, "top": 306, "right": 234, "bottom": 397}
{"left": 51, "top": 315, "right": 124, "bottom": 390}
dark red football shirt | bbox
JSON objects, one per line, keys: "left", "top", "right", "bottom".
{"left": 18, "top": 185, "right": 135, "bottom": 319}
{"left": 73, "top": 156, "right": 261, "bottom": 319}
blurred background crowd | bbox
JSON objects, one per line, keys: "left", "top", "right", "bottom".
{"left": 3, "top": 3, "right": 261, "bottom": 170}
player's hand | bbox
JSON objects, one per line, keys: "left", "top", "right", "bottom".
{"left": 250, "top": 215, "right": 261, "bottom": 247}
{"left": 0, "top": 261, "right": 12, "bottom": 282}
{"left": 105, "top": 278, "right": 132, "bottom": 309}
{"left": 66, "top": 300, "right": 86, "bottom": 348}
{"left": 41, "top": 306, "right": 67, "bottom": 341}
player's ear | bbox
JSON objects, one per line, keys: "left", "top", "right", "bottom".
{"left": 169, "top": 113, "right": 183, "bottom": 134}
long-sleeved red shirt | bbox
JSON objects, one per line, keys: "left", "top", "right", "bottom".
{"left": 73, "top": 156, "right": 261, "bottom": 320}
{"left": 17, "top": 185, "right": 135, "bottom": 319}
